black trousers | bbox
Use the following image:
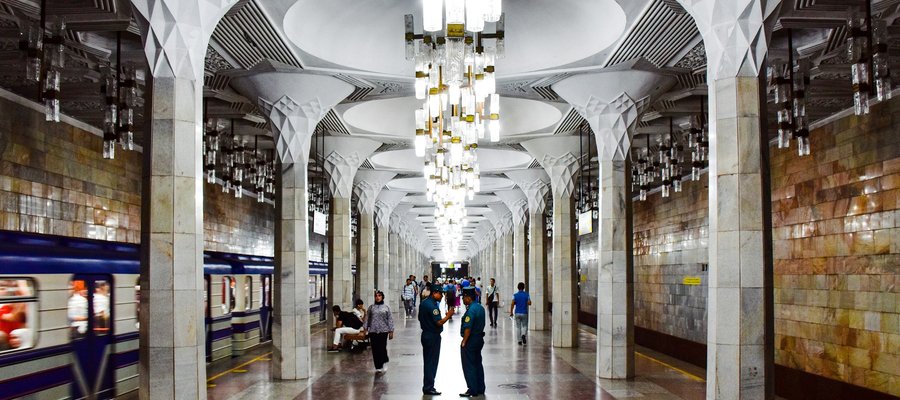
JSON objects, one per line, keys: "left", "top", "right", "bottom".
{"left": 461, "top": 335, "right": 485, "bottom": 394}
{"left": 421, "top": 331, "right": 441, "bottom": 392}
{"left": 369, "top": 332, "right": 389, "bottom": 369}
{"left": 487, "top": 302, "right": 498, "bottom": 325}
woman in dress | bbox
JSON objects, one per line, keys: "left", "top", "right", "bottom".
{"left": 363, "top": 290, "right": 394, "bottom": 372}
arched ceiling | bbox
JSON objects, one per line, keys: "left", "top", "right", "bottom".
{"left": 282, "top": 0, "right": 627, "bottom": 77}
{"left": 0, "top": 0, "right": 873, "bottom": 260}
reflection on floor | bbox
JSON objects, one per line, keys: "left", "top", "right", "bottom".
{"left": 207, "top": 311, "right": 707, "bottom": 399}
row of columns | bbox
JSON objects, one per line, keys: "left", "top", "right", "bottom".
{"left": 134, "top": 0, "right": 779, "bottom": 398}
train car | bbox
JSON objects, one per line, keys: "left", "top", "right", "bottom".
{"left": 0, "top": 230, "right": 326, "bottom": 400}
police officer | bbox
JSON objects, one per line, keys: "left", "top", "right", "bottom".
{"left": 418, "top": 283, "right": 454, "bottom": 395}
{"left": 459, "top": 287, "right": 486, "bottom": 397}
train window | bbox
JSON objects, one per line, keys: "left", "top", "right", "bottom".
{"left": 204, "top": 276, "right": 210, "bottom": 318}
{"left": 93, "top": 280, "right": 111, "bottom": 336}
{"left": 0, "top": 279, "right": 37, "bottom": 353}
{"left": 221, "top": 277, "right": 233, "bottom": 314}
{"left": 261, "top": 276, "right": 269, "bottom": 308}
{"left": 243, "top": 277, "right": 252, "bottom": 311}
{"left": 68, "top": 279, "right": 90, "bottom": 338}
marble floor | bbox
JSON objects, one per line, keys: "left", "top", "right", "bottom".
{"left": 206, "top": 311, "right": 707, "bottom": 400}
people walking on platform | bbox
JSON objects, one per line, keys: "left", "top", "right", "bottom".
{"left": 485, "top": 278, "right": 499, "bottom": 327}
{"left": 418, "top": 284, "right": 454, "bottom": 395}
{"left": 459, "top": 287, "right": 486, "bottom": 397}
{"left": 418, "top": 275, "right": 430, "bottom": 300}
{"left": 328, "top": 305, "right": 364, "bottom": 352}
{"left": 402, "top": 278, "right": 417, "bottom": 318}
{"left": 443, "top": 280, "right": 457, "bottom": 316}
{"left": 510, "top": 282, "right": 532, "bottom": 345}
{"left": 363, "top": 291, "right": 394, "bottom": 372}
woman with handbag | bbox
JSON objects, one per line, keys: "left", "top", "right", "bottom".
{"left": 363, "top": 291, "right": 395, "bottom": 372}
{"left": 485, "top": 278, "right": 499, "bottom": 327}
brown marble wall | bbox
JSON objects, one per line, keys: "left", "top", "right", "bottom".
{"left": 771, "top": 100, "right": 900, "bottom": 397}
{"left": 632, "top": 176, "right": 709, "bottom": 344}
{"left": 0, "top": 93, "right": 142, "bottom": 242}
{"left": 0, "top": 91, "right": 275, "bottom": 256}
{"left": 203, "top": 183, "right": 274, "bottom": 256}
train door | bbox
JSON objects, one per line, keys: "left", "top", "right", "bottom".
{"left": 68, "top": 275, "right": 114, "bottom": 399}
{"left": 259, "top": 275, "right": 273, "bottom": 341}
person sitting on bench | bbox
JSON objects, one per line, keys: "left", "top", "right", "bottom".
{"left": 328, "top": 305, "right": 364, "bottom": 352}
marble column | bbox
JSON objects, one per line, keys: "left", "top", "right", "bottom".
{"left": 677, "top": 1, "right": 781, "bottom": 397}
{"left": 497, "top": 189, "right": 528, "bottom": 290}
{"left": 353, "top": 171, "right": 395, "bottom": 306}
{"left": 523, "top": 137, "right": 582, "bottom": 348}
{"left": 375, "top": 190, "right": 405, "bottom": 293}
{"left": 231, "top": 64, "right": 354, "bottom": 379}
{"left": 506, "top": 170, "right": 551, "bottom": 331}
{"left": 132, "top": 2, "right": 236, "bottom": 397}
{"left": 388, "top": 214, "right": 403, "bottom": 317}
{"left": 324, "top": 137, "right": 380, "bottom": 323}
{"left": 554, "top": 68, "right": 676, "bottom": 379}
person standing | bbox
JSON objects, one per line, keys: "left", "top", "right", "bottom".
{"left": 485, "top": 278, "right": 499, "bottom": 327}
{"left": 444, "top": 280, "right": 457, "bottom": 316}
{"left": 363, "top": 291, "right": 394, "bottom": 372}
{"left": 509, "top": 282, "right": 532, "bottom": 345}
{"left": 459, "top": 288, "right": 486, "bottom": 397}
{"left": 402, "top": 279, "right": 416, "bottom": 318}
{"left": 418, "top": 284, "right": 454, "bottom": 395}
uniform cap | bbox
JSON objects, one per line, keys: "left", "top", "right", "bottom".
{"left": 462, "top": 287, "right": 477, "bottom": 298}
{"left": 431, "top": 283, "right": 444, "bottom": 293}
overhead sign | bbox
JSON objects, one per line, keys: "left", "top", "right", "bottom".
{"left": 578, "top": 211, "right": 593, "bottom": 235}
{"left": 313, "top": 211, "right": 327, "bottom": 235}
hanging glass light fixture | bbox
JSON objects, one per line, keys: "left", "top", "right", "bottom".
{"left": 768, "top": 60, "right": 792, "bottom": 149}
{"left": 847, "top": 2, "right": 892, "bottom": 116}
{"left": 101, "top": 67, "right": 117, "bottom": 159}
{"left": 793, "top": 58, "right": 811, "bottom": 156}
{"left": 20, "top": 21, "right": 42, "bottom": 82}
{"left": 405, "top": 1, "right": 505, "bottom": 258}
{"left": 118, "top": 65, "right": 137, "bottom": 151}
{"left": 203, "top": 118, "right": 223, "bottom": 183}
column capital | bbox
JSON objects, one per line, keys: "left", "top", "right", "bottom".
{"left": 133, "top": 0, "right": 237, "bottom": 80}
{"left": 354, "top": 171, "right": 396, "bottom": 215}
{"left": 376, "top": 190, "right": 407, "bottom": 228}
{"left": 495, "top": 189, "right": 527, "bottom": 226}
{"left": 675, "top": 0, "right": 782, "bottom": 80}
{"left": 231, "top": 64, "right": 354, "bottom": 164}
{"left": 323, "top": 137, "right": 381, "bottom": 198}
{"left": 553, "top": 66, "right": 676, "bottom": 161}
{"left": 522, "top": 137, "right": 582, "bottom": 199}
{"left": 506, "top": 169, "right": 550, "bottom": 215}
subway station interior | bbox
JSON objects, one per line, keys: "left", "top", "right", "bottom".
{"left": 0, "top": 0, "right": 899, "bottom": 399}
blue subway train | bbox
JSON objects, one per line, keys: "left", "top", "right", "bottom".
{"left": 0, "top": 230, "right": 328, "bottom": 400}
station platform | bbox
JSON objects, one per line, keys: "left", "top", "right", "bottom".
{"left": 205, "top": 312, "right": 707, "bottom": 399}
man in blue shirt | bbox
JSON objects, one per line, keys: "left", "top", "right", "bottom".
{"left": 459, "top": 287, "right": 486, "bottom": 397}
{"left": 509, "top": 282, "right": 532, "bottom": 345}
{"left": 418, "top": 283, "right": 454, "bottom": 395}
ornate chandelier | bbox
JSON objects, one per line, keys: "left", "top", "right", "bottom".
{"left": 404, "top": 0, "right": 504, "bottom": 259}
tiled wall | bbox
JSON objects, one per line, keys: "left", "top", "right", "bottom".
{"left": 770, "top": 100, "right": 900, "bottom": 396}
{"left": 632, "top": 177, "right": 709, "bottom": 343}
{"left": 0, "top": 91, "right": 276, "bottom": 256}
{"left": 626, "top": 97, "right": 900, "bottom": 396}
{"left": 0, "top": 93, "right": 143, "bottom": 242}
{"left": 203, "top": 183, "right": 274, "bottom": 256}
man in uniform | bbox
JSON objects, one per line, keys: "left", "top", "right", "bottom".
{"left": 459, "top": 287, "right": 486, "bottom": 397}
{"left": 418, "top": 283, "right": 454, "bottom": 395}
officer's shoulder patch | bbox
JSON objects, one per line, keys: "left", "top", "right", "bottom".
{"left": 433, "top": 309, "right": 439, "bottom": 316}
{"left": 464, "top": 316, "right": 470, "bottom": 323}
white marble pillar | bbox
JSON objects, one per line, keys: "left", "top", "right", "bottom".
{"left": 375, "top": 191, "right": 405, "bottom": 292}
{"left": 497, "top": 190, "right": 528, "bottom": 290}
{"left": 676, "top": 1, "right": 780, "bottom": 397}
{"left": 555, "top": 69, "right": 676, "bottom": 379}
{"left": 324, "top": 137, "right": 380, "bottom": 322}
{"left": 354, "top": 171, "right": 395, "bottom": 306}
{"left": 231, "top": 65, "right": 354, "bottom": 379}
{"left": 132, "top": 2, "right": 235, "bottom": 397}
{"left": 388, "top": 221, "right": 402, "bottom": 317}
{"left": 506, "top": 170, "right": 551, "bottom": 331}
{"left": 523, "top": 137, "right": 582, "bottom": 348}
